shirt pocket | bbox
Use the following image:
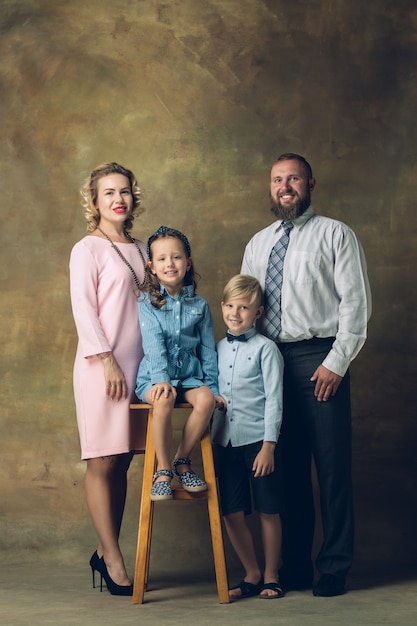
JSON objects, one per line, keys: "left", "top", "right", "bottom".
{"left": 287, "top": 251, "right": 321, "bottom": 284}
{"left": 237, "top": 354, "right": 261, "bottom": 380}
{"left": 185, "top": 306, "right": 204, "bottom": 319}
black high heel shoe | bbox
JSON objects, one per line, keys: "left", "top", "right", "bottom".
{"left": 89, "top": 551, "right": 103, "bottom": 589}
{"left": 100, "top": 559, "right": 133, "bottom": 596}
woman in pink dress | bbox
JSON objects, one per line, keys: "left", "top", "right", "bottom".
{"left": 69, "top": 162, "right": 148, "bottom": 595}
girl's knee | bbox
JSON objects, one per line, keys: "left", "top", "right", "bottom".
{"left": 195, "top": 387, "right": 216, "bottom": 410}
{"left": 151, "top": 395, "right": 175, "bottom": 411}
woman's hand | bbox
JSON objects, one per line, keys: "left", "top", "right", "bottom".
{"left": 99, "top": 353, "right": 128, "bottom": 401}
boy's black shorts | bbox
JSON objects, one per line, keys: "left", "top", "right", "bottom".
{"left": 213, "top": 439, "right": 284, "bottom": 516}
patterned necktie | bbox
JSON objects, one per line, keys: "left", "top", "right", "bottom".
{"left": 264, "top": 221, "right": 294, "bottom": 340}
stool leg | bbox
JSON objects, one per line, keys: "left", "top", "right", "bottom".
{"left": 200, "top": 428, "right": 230, "bottom": 604}
{"left": 133, "top": 408, "right": 156, "bottom": 604}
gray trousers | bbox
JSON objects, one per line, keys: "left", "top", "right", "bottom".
{"left": 278, "top": 337, "right": 354, "bottom": 580}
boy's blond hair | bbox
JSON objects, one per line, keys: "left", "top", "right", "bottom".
{"left": 222, "top": 274, "right": 263, "bottom": 308}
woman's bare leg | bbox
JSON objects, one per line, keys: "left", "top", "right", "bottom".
{"left": 85, "top": 452, "right": 133, "bottom": 586}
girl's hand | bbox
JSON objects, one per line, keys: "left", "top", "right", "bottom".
{"left": 252, "top": 442, "right": 276, "bottom": 478}
{"left": 149, "top": 383, "right": 177, "bottom": 403}
{"left": 100, "top": 353, "right": 128, "bottom": 401}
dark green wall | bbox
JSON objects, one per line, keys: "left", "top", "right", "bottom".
{"left": 1, "top": 0, "right": 416, "bottom": 581}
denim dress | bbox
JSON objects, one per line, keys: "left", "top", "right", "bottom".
{"left": 135, "top": 285, "right": 219, "bottom": 400}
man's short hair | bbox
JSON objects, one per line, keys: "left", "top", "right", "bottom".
{"left": 274, "top": 153, "right": 313, "bottom": 179}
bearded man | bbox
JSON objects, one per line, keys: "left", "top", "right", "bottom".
{"left": 241, "top": 153, "right": 371, "bottom": 597}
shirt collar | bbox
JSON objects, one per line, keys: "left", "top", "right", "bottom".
{"left": 274, "top": 206, "right": 315, "bottom": 233}
{"left": 227, "top": 327, "right": 257, "bottom": 342}
{"left": 159, "top": 284, "right": 195, "bottom": 299}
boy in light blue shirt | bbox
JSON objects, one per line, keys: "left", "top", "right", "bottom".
{"left": 212, "top": 274, "right": 285, "bottom": 600}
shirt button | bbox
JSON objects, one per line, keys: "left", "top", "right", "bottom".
{"left": 176, "top": 330, "right": 180, "bottom": 334}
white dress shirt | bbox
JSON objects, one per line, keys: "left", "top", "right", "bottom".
{"left": 212, "top": 328, "right": 284, "bottom": 447}
{"left": 241, "top": 207, "right": 372, "bottom": 377}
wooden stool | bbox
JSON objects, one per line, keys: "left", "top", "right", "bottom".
{"left": 130, "top": 402, "right": 230, "bottom": 604}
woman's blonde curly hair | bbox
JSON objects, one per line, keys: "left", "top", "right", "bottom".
{"left": 80, "top": 162, "right": 144, "bottom": 233}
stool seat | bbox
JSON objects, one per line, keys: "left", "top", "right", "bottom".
{"left": 130, "top": 402, "right": 230, "bottom": 604}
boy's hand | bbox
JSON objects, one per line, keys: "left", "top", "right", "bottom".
{"left": 215, "top": 396, "right": 227, "bottom": 410}
{"left": 252, "top": 442, "right": 276, "bottom": 477}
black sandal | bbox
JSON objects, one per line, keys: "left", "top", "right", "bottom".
{"left": 229, "top": 578, "right": 264, "bottom": 600}
{"left": 259, "top": 581, "right": 285, "bottom": 599}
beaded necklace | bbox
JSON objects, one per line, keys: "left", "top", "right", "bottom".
{"left": 97, "top": 226, "right": 148, "bottom": 295}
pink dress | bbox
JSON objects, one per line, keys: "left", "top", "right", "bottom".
{"left": 69, "top": 235, "right": 147, "bottom": 459}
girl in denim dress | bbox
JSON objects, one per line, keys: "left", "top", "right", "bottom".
{"left": 136, "top": 226, "right": 225, "bottom": 500}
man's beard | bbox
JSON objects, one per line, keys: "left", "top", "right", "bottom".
{"left": 270, "top": 189, "right": 311, "bottom": 220}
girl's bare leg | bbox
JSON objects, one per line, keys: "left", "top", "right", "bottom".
{"left": 174, "top": 386, "right": 215, "bottom": 470}
{"left": 145, "top": 390, "right": 176, "bottom": 483}
{"left": 85, "top": 452, "right": 133, "bottom": 586}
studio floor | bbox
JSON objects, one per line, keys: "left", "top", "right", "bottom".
{"left": 1, "top": 563, "right": 416, "bottom": 626}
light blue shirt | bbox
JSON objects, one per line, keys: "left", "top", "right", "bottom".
{"left": 241, "top": 207, "right": 372, "bottom": 376}
{"left": 211, "top": 327, "right": 284, "bottom": 447}
{"left": 136, "top": 285, "right": 219, "bottom": 400}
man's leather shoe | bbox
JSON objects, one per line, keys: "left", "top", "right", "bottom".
{"left": 313, "top": 574, "right": 346, "bottom": 597}
{"left": 279, "top": 569, "right": 313, "bottom": 591}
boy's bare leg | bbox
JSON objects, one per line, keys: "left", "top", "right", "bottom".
{"left": 259, "top": 512, "right": 283, "bottom": 597}
{"left": 224, "top": 511, "right": 262, "bottom": 598}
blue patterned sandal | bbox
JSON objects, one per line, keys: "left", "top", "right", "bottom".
{"left": 173, "top": 457, "right": 207, "bottom": 493}
{"left": 151, "top": 469, "right": 173, "bottom": 501}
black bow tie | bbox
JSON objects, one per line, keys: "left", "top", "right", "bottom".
{"left": 226, "top": 331, "right": 247, "bottom": 343}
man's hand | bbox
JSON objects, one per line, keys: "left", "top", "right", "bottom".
{"left": 310, "top": 365, "right": 343, "bottom": 402}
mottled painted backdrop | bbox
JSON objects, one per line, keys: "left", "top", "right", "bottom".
{"left": 1, "top": 0, "right": 416, "bottom": 582}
